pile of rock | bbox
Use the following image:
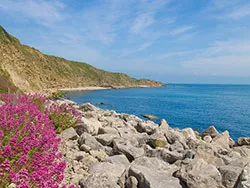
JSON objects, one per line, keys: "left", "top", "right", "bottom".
{"left": 57, "top": 100, "right": 250, "bottom": 188}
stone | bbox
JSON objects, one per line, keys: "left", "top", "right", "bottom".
{"left": 182, "top": 128, "right": 197, "bottom": 141}
{"left": 148, "top": 131, "right": 168, "bottom": 148}
{"left": 60, "top": 127, "right": 78, "bottom": 140}
{"left": 194, "top": 141, "right": 224, "bottom": 167}
{"left": 80, "top": 162, "right": 126, "bottom": 188}
{"left": 113, "top": 138, "right": 144, "bottom": 162}
{"left": 201, "top": 126, "right": 219, "bottom": 138}
{"left": 212, "top": 131, "right": 233, "bottom": 150}
{"left": 219, "top": 165, "right": 243, "bottom": 188}
{"left": 170, "top": 140, "right": 184, "bottom": 152}
{"left": 103, "top": 154, "right": 130, "bottom": 168}
{"left": 145, "top": 146, "right": 183, "bottom": 164}
{"left": 141, "top": 114, "right": 158, "bottom": 120}
{"left": 203, "top": 135, "right": 212, "bottom": 143}
{"left": 81, "top": 117, "right": 102, "bottom": 135}
{"left": 98, "top": 126, "right": 119, "bottom": 135}
{"left": 128, "top": 157, "right": 181, "bottom": 188}
{"left": 89, "top": 149, "right": 108, "bottom": 161}
{"left": 135, "top": 121, "right": 157, "bottom": 135}
{"left": 126, "top": 176, "right": 138, "bottom": 188}
{"left": 159, "top": 119, "right": 170, "bottom": 131}
{"left": 238, "top": 138, "right": 250, "bottom": 146}
{"left": 78, "top": 132, "right": 104, "bottom": 151}
{"left": 95, "top": 133, "right": 118, "bottom": 146}
{"left": 165, "top": 129, "right": 188, "bottom": 149}
{"left": 79, "top": 103, "right": 98, "bottom": 112}
{"left": 237, "top": 163, "right": 250, "bottom": 188}
{"left": 80, "top": 144, "right": 91, "bottom": 152}
{"left": 176, "top": 158, "right": 223, "bottom": 188}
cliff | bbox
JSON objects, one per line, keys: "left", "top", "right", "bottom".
{"left": 0, "top": 26, "right": 163, "bottom": 93}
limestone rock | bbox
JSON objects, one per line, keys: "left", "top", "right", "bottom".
{"left": 126, "top": 176, "right": 138, "bottom": 188}
{"left": 128, "top": 157, "right": 181, "bottom": 188}
{"left": 60, "top": 127, "right": 78, "bottom": 140}
{"left": 219, "top": 165, "right": 243, "bottom": 188}
{"left": 81, "top": 117, "right": 102, "bottom": 135}
{"left": 176, "top": 158, "right": 223, "bottom": 188}
{"left": 95, "top": 133, "right": 118, "bottom": 146}
{"left": 113, "top": 138, "right": 144, "bottom": 162}
{"left": 78, "top": 132, "right": 104, "bottom": 151}
{"left": 182, "top": 128, "right": 197, "bottom": 141}
{"left": 237, "top": 163, "right": 250, "bottom": 188}
{"left": 238, "top": 138, "right": 250, "bottom": 146}
{"left": 201, "top": 126, "right": 219, "bottom": 138}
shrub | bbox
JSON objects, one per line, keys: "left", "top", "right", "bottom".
{"left": 47, "top": 102, "right": 82, "bottom": 133}
{"left": 0, "top": 93, "right": 76, "bottom": 188}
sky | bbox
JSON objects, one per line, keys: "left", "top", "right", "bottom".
{"left": 1, "top": 0, "right": 250, "bottom": 84}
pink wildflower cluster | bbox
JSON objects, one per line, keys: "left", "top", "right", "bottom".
{"left": 47, "top": 102, "right": 82, "bottom": 133}
{"left": 0, "top": 94, "right": 76, "bottom": 188}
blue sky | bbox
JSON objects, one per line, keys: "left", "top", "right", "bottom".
{"left": 1, "top": 0, "right": 250, "bottom": 84}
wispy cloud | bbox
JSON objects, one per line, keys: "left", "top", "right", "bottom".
{"left": 169, "top": 26, "right": 194, "bottom": 36}
{"left": 204, "top": 0, "right": 250, "bottom": 20}
{"left": 121, "top": 42, "right": 153, "bottom": 57}
{"left": 130, "top": 13, "right": 155, "bottom": 34}
{"left": 0, "top": 0, "right": 65, "bottom": 27}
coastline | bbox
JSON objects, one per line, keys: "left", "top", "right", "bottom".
{"left": 58, "top": 85, "right": 164, "bottom": 92}
{"left": 57, "top": 99, "right": 250, "bottom": 187}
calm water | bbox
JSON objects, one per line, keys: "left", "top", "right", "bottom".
{"left": 66, "top": 84, "right": 250, "bottom": 140}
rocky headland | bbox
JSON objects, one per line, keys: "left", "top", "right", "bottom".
{"left": 56, "top": 98, "right": 250, "bottom": 188}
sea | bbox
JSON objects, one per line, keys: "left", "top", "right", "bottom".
{"left": 66, "top": 84, "right": 250, "bottom": 140}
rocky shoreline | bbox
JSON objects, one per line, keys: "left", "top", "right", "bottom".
{"left": 56, "top": 98, "right": 250, "bottom": 188}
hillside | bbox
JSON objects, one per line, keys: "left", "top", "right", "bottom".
{"left": 0, "top": 26, "right": 162, "bottom": 93}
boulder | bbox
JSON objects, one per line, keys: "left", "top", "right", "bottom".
{"left": 182, "top": 128, "right": 197, "bottom": 141}
{"left": 81, "top": 117, "right": 102, "bottom": 136}
{"left": 237, "top": 163, "right": 250, "bottom": 188}
{"left": 165, "top": 129, "right": 188, "bottom": 149}
{"left": 176, "top": 158, "right": 223, "bottom": 188}
{"left": 212, "top": 131, "right": 234, "bottom": 150}
{"left": 135, "top": 121, "right": 157, "bottom": 135}
{"left": 103, "top": 154, "right": 130, "bottom": 168}
{"left": 78, "top": 132, "right": 104, "bottom": 151}
{"left": 141, "top": 114, "right": 158, "bottom": 120}
{"left": 89, "top": 149, "right": 108, "bottom": 161}
{"left": 159, "top": 119, "right": 170, "bottom": 131}
{"left": 238, "top": 138, "right": 250, "bottom": 146}
{"left": 79, "top": 103, "right": 98, "bottom": 112}
{"left": 98, "top": 126, "right": 119, "bottom": 135}
{"left": 95, "top": 133, "right": 118, "bottom": 146}
{"left": 113, "top": 138, "right": 144, "bottom": 162}
{"left": 128, "top": 157, "right": 181, "bottom": 188}
{"left": 126, "top": 176, "right": 138, "bottom": 188}
{"left": 60, "top": 127, "right": 78, "bottom": 140}
{"left": 145, "top": 145, "right": 183, "bottom": 164}
{"left": 80, "top": 162, "right": 126, "bottom": 188}
{"left": 201, "top": 126, "right": 219, "bottom": 138}
{"left": 203, "top": 135, "right": 212, "bottom": 143}
{"left": 219, "top": 165, "right": 243, "bottom": 188}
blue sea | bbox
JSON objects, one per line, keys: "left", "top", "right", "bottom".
{"left": 66, "top": 84, "right": 250, "bottom": 140}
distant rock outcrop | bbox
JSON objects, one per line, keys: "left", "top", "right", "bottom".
{"left": 56, "top": 99, "right": 250, "bottom": 188}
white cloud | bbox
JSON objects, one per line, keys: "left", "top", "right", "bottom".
{"left": 204, "top": 0, "right": 250, "bottom": 20}
{"left": 0, "top": 0, "right": 65, "bottom": 27}
{"left": 121, "top": 42, "right": 153, "bottom": 57}
{"left": 130, "top": 13, "right": 155, "bottom": 34}
{"left": 169, "top": 26, "right": 194, "bottom": 36}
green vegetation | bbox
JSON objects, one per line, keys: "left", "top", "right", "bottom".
{"left": 0, "top": 26, "right": 163, "bottom": 93}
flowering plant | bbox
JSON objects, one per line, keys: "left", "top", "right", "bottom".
{"left": 0, "top": 93, "right": 77, "bottom": 188}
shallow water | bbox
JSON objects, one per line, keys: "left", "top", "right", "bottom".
{"left": 66, "top": 84, "right": 250, "bottom": 140}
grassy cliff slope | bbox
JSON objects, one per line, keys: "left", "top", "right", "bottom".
{"left": 0, "top": 26, "right": 162, "bottom": 93}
